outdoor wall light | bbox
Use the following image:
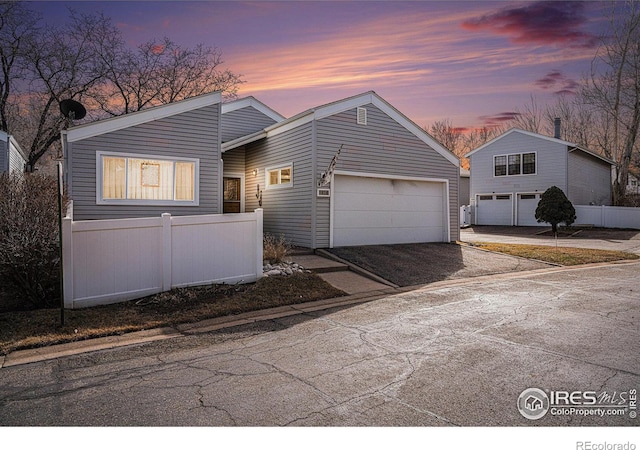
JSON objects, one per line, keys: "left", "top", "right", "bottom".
{"left": 252, "top": 169, "right": 258, "bottom": 177}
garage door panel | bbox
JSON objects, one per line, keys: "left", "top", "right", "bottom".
{"left": 517, "top": 194, "right": 542, "bottom": 226}
{"left": 333, "top": 175, "right": 447, "bottom": 247}
{"left": 335, "top": 194, "right": 442, "bottom": 213}
{"left": 476, "top": 195, "right": 512, "bottom": 226}
{"left": 334, "top": 210, "right": 442, "bottom": 229}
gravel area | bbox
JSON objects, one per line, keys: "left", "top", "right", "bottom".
{"left": 327, "top": 243, "right": 553, "bottom": 287}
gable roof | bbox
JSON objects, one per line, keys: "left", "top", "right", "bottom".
{"left": 222, "top": 96, "right": 285, "bottom": 122}
{"left": 222, "top": 91, "right": 459, "bottom": 166}
{"left": 65, "top": 91, "right": 222, "bottom": 143}
{"left": 465, "top": 127, "right": 614, "bottom": 166}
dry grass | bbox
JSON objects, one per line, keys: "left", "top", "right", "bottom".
{"left": 470, "top": 242, "right": 639, "bottom": 266}
{"left": 263, "top": 233, "right": 292, "bottom": 263}
{"left": 0, "top": 272, "right": 346, "bottom": 356}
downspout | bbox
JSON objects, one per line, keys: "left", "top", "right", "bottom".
{"left": 217, "top": 102, "right": 223, "bottom": 214}
{"left": 311, "top": 117, "right": 317, "bottom": 249}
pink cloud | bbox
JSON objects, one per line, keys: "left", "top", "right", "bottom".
{"left": 462, "top": 1, "right": 598, "bottom": 49}
{"left": 535, "top": 70, "right": 580, "bottom": 95}
{"left": 479, "top": 112, "right": 521, "bottom": 126}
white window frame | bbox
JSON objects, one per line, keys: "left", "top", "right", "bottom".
{"left": 494, "top": 151, "right": 537, "bottom": 177}
{"left": 265, "top": 163, "right": 293, "bottom": 190}
{"left": 96, "top": 151, "right": 199, "bottom": 206}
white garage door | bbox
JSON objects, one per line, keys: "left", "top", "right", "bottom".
{"left": 476, "top": 194, "right": 513, "bottom": 225}
{"left": 517, "top": 193, "right": 542, "bottom": 226}
{"left": 332, "top": 175, "right": 447, "bottom": 247}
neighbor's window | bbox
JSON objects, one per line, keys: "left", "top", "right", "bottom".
{"left": 494, "top": 152, "right": 536, "bottom": 177}
{"left": 522, "top": 152, "right": 536, "bottom": 174}
{"left": 265, "top": 164, "right": 293, "bottom": 189}
{"left": 98, "top": 152, "right": 198, "bottom": 205}
{"left": 494, "top": 156, "right": 507, "bottom": 176}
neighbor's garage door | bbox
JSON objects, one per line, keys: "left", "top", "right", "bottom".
{"left": 476, "top": 194, "right": 513, "bottom": 225}
{"left": 517, "top": 193, "right": 542, "bottom": 226}
{"left": 332, "top": 175, "right": 447, "bottom": 247}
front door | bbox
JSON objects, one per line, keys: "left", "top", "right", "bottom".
{"left": 223, "top": 177, "right": 241, "bottom": 213}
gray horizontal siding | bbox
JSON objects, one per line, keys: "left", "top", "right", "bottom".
{"left": 9, "top": 143, "right": 26, "bottom": 173}
{"left": 245, "top": 123, "right": 314, "bottom": 248}
{"left": 316, "top": 105, "right": 459, "bottom": 246}
{"left": 222, "top": 147, "right": 245, "bottom": 174}
{"left": 221, "top": 106, "right": 278, "bottom": 143}
{"left": 0, "top": 139, "right": 7, "bottom": 172}
{"left": 70, "top": 103, "right": 220, "bottom": 220}
{"left": 568, "top": 151, "right": 612, "bottom": 205}
{"left": 470, "top": 132, "right": 568, "bottom": 198}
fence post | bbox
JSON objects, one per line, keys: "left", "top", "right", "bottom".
{"left": 601, "top": 205, "right": 606, "bottom": 228}
{"left": 162, "top": 213, "right": 172, "bottom": 292}
{"left": 62, "top": 215, "right": 74, "bottom": 309}
{"left": 255, "top": 208, "right": 263, "bottom": 280}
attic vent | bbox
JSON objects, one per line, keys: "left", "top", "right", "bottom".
{"left": 357, "top": 107, "right": 367, "bottom": 125}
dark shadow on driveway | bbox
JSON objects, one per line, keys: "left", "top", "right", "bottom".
{"left": 327, "top": 243, "right": 552, "bottom": 287}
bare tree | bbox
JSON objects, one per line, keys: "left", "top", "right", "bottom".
{"left": 18, "top": 9, "right": 116, "bottom": 170}
{"left": 462, "top": 125, "right": 504, "bottom": 153}
{"left": 506, "top": 95, "right": 545, "bottom": 134}
{"left": 94, "top": 37, "right": 244, "bottom": 117}
{"left": 582, "top": 0, "right": 640, "bottom": 204}
{"left": 4, "top": 6, "right": 244, "bottom": 170}
{"left": 0, "top": 1, "right": 40, "bottom": 132}
{"left": 428, "top": 118, "right": 465, "bottom": 156}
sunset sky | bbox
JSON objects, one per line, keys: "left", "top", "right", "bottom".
{"left": 33, "top": 1, "right": 611, "bottom": 131}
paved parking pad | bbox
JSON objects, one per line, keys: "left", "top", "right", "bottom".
{"left": 327, "top": 243, "right": 552, "bottom": 286}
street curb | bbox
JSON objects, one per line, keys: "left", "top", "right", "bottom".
{"left": 2, "top": 259, "right": 638, "bottom": 368}
{"left": 1, "top": 290, "right": 396, "bottom": 368}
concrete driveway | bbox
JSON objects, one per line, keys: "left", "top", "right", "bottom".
{"left": 327, "top": 243, "right": 553, "bottom": 287}
{"left": 461, "top": 226, "right": 640, "bottom": 255}
{"left": 0, "top": 261, "right": 637, "bottom": 426}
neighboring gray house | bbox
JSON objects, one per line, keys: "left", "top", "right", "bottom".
{"left": 459, "top": 168, "right": 470, "bottom": 207}
{"left": 0, "top": 130, "right": 27, "bottom": 174}
{"left": 465, "top": 128, "right": 614, "bottom": 226}
{"left": 63, "top": 90, "right": 460, "bottom": 248}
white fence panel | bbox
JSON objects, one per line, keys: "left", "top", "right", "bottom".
{"left": 460, "top": 205, "right": 471, "bottom": 228}
{"left": 574, "top": 205, "right": 640, "bottom": 229}
{"left": 170, "top": 213, "right": 262, "bottom": 288}
{"left": 63, "top": 209, "right": 263, "bottom": 309}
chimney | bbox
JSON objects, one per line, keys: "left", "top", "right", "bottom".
{"left": 554, "top": 117, "right": 561, "bottom": 139}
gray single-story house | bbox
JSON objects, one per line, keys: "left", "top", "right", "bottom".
{"left": 63, "top": 90, "right": 460, "bottom": 248}
{"left": 465, "top": 128, "right": 614, "bottom": 226}
{"left": 0, "top": 130, "right": 27, "bottom": 174}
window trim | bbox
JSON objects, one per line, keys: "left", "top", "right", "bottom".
{"left": 96, "top": 151, "right": 199, "bottom": 206}
{"left": 494, "top": 151, "right": 537, "bottom": 177}
{"left": 265, "top": 163, "right": 293, "bottom": 190}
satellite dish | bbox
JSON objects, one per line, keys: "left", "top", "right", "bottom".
{"left": 59, "top": 99, "right": 86, "bottom": 120}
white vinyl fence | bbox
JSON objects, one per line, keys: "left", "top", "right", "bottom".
{"left": 62, "top": 209, "right": 263, "bottom": 309}
{"left": 460, "top": 205, "right": 471, "bottom": 228}
{"left": 574, "top": 205, "right": 640, "bottom": 229}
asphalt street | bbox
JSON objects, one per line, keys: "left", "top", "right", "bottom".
{"left": 1, "top": 261, "right": 638, "bottom": 427}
